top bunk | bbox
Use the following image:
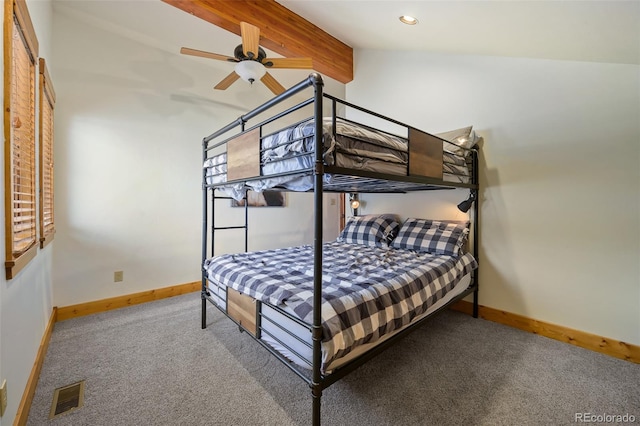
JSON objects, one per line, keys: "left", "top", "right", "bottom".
{"left": 202, "top": 73, "right": 479, "bottom": 199}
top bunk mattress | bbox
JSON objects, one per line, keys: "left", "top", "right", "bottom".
{"left": 204, "top": 118, "right": 473, "bottom": 199}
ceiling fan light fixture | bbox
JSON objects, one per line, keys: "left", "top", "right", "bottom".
{"left": 399, "top": 15, "right": 419, "bottom": 25}
{"left": 234, "top": 60, "right": 266, "bottom": 84}
{"left": 180, "top": 22, "right": 311, "bottom": 94}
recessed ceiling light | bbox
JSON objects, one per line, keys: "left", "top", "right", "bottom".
{"left": 399, "top": 15, "right": 419, "bottom": 25}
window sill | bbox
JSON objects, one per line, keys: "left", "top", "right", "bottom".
{"left": 5, "top": 243, "right": 38, "bottom": 280}
{"left": 40, "top": 231, "right": 55, "bottom": 249}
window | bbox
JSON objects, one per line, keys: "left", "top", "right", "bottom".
{"left": 39, "top": 58, "right": 55, "bottom": 248}
{"left": 4, "top": 0, "right": 39, "bottom": 279}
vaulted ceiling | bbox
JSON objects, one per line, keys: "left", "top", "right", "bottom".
{"left": 163, "top": 0, "right": 639, "bottom": 74}
{"left": 53, "top": 0, "right": 638, "bottom": 99}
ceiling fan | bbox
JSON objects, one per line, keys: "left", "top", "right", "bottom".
{"left": 180, "top": 22, "right": 313, "bottom": 95}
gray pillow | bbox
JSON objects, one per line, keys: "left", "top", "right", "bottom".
{"left": 436, "top": 126, "right": 478, "bottom": 157}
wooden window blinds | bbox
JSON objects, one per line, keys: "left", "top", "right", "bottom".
{"left": 39, "top": 58, "right": 55, "bottom": 248}
{"left": 4, "top": 0, "right": 39, "bottom": 279}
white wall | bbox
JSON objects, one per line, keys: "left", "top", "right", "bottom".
{"left": 51, "top": 3, "right": 344, "bottom": 307}
{"left": 0, "top": 1, "right": 55, "bottom": 424}
{"left": 348, "top": 49, "right": 640, "bottom": 345}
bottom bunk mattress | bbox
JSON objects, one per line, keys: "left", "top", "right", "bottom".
{"left": 203, "top": 241, "right": 478, "bottom": 373}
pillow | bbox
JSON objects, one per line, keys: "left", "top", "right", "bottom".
{"left": 391, "top": 219, "right": 469, "bottom": 256}
{"left": 337, "top": 214, "right": 400, "bottom": 248}
{"left": 436, "top": 126, "right": 478, "bottom": 157}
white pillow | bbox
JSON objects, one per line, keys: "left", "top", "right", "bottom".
{"left": 436, "top": 126, "right": 478, "bottom": 157}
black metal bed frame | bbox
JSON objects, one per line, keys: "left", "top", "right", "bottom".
{"left": 200, "top": 73, "right": 479, "bottom": 425}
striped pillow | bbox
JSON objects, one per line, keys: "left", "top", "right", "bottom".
{"left": 391, "top": 219, "right": 469, "bottom": 256}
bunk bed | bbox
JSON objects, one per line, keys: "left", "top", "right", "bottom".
{"left": 201, "top": 73, "right": 480, "bottom": 425}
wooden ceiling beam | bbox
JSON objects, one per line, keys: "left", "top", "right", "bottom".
{"left": 162, "top": 0, "right": 353, "bottom": 84}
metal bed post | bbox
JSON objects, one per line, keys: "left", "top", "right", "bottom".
{"left": 201, "top": 137, "right": 208, "bottom": 329}
{"left": 472, "top": 150, "right": 479, "bottom": 318}
{"left": 244, "top": 194, "right": 249, "bottom": 252}
{"left": 310, "top": 72, "right": 324, "bottom": 426}
{"left": 241, "top": 121, "right": 248, "bottom": 253}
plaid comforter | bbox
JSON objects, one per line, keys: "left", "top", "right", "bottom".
{"left": 204, "top": 241, "right": 477, "bottom": 371}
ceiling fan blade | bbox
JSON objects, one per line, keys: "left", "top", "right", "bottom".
{"left": 214, "top": 72, "right": 240, "bottom": 90}
{"left": 261, "top": 72, "right": 286, "bottom": 96}
{"left": 240, "top": 22, "right": 260, "bottom": 60}
{"left": 264, "top": 57, "right": 313, "bottom": 69}
{"left": 180, "top": 47, "right": 235, "bottom": 62}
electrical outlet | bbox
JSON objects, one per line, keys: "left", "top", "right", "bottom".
{"left": 0, "top": 379, "right": 7, "bottom": 417}
{"left": 114, "top": 271, "right": 123, "bottom": 282}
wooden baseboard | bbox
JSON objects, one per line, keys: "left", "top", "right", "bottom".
{"left": 450, "top": 300, "right": 640, "bottom": 364}
{"left": 14, "top": 307, "right": 57, "bottom": 426}
{"left": 56, "top": 281, "right": 201, "bottom": 322}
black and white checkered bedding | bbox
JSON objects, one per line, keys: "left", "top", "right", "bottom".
{"left": 392, "top": 219, "right": 469, "bottom": 256}
{"left": 204, "top": 241, "right": 478, "bottom": 372}
{"left": 337, "top": 214, "right": 400, "bottom": 248}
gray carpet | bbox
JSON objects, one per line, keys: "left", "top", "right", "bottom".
{"left": 28, "top": 292, "right": 639, "bottom": 425}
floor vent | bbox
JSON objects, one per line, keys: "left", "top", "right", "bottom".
{"left": 49, "top": 381, "right": 85, "bottom": 419}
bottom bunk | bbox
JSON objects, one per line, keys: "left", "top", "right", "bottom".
{"left": 205, "top": 267, "right": 473, "bottom": 374}
{"left": 202, "top": 216, "right": 478, "bottom": 376}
